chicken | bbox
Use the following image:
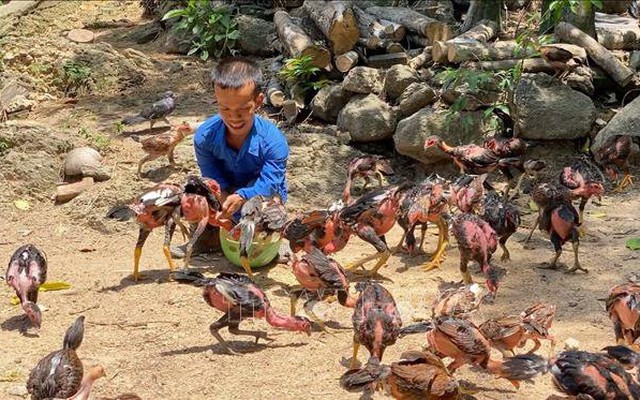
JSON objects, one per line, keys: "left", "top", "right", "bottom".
{"left": 5, "top": 244, "right": 47, "bottom": 330}
{"left": 594, "top": 134, "right": 639, "bottom": 192}
{"left": 342, "top": 155, "right": 395, "bottom": 204}
{"left": 606, "top": 283, "right": 640, "bottom": 346}
{"left": 601, "top": 345, "right": 640, "bottom": 371}
{"left": 524, "top": 182, "right": 573, "bottom": 245}
{"left": 482, "top": 190, "right": 521, "bottom": 261}
{"left": 201, "top": 272, "right": 312, "bottom": 355}
{"left": 550, "top": 350, "right": 640, "bottom": 399}
{"left": 340, "top": 350, "right": 461, "bottom": 400}
{"left": 427, "top": 316, "right": 549, "bottom": 388}
{"left": 558, "top": 166, "right": 605, "bottom": 235}
{"left": 539, "top": 45, "right": 586, "bottom": 82}
{"left": 135, "top": 122, "right": 195, "bottom": 177}
{"left": 392, "top": 184, "right": 424, "bottom": 254}
{"left": 229, "top": 195, "right": 288, "bottom": 277}
{"left": 537, "top": 198, "right": 587, "bottom": 274}
{"left": 350, "top": 281, "right": 402, "bottom": 369}
{"left": 510, "top": 158, "right": 547, "bottom": 200}
{"left": 121, "top": 91, "right": 176, "bottom": 131}
{"left": 27, "top": 316, "right": 105, "bottom": 400}
{"left": 452, "top": 213, "right": 500, "bottom": 300}
{"left": 338, "top": 184, "right": 407, "bottom": 276}
{"left": 520, "top": 302, "right": 557, "bottom": 355}
{"left": 450, "top": 174, "right": 486, "bottom": 213}
{"left": 431, "top": 283, "right": 483, "bottom": 319}
{"left": 281, "top": 203, "right": 347, "bottom": 255}
{"left": 289, "top": 247, "right": 357, "bottom": 330}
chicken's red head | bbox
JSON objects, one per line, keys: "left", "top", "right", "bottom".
{"left": 294, "top": 316, "right": 313, "bottom": 336}
{"left": 584, "top": 181, "right": 605, "bottom": 201}
{"left": 424, "top": 135, "right": 441, "bottom": 150}
{"left": 23, "top": 301, "right": 42, "bottom": 330}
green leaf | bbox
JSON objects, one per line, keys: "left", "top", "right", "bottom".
{"left": 187, "top": 47, "right": 199, "bottom": 56}
{"left": 200, "top": 50, "right": 209, "bottom": 61}
{"left": 162, "top": 8, "right": 187, "bottom": 21}
{"left": 591, "top": 0, "right": 603, "bottom": 9}
{"left": 227, "top": 30, "right": 240, "bottom": 40}
{"left": 214, "top": 33, "right": 226, "bottom": 42}
{"left": 626, "top": 238, "right": 640, "bottom": 251}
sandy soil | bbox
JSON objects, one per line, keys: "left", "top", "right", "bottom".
{"left": 1, "top": 2, "right": 640, "bottom": 400}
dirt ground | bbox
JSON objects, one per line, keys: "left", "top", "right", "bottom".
{"left": 1, "top": 2, "right": 640, "bottom": 400}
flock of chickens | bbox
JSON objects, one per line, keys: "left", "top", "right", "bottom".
{"left": 4, "top": 103, "right": 640, "bottom": 399}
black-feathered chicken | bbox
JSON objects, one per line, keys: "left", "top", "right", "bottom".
{"left": 121, "top": 91, "right": 176, "bottom": 131}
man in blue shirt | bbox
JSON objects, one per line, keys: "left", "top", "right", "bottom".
{"left": 172, "top": 56, "right": 289, "bottom": 258}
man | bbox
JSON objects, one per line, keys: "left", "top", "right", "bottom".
{"left": 172, "top": 56, "right": 289, "bottom": 258}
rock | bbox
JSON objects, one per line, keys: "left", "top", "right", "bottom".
{"left": 441, "top": 78, "right": 502, "bottom": 111}
{"left": 394, "top": 107, "right": 487, "bottom": 164}
{"left": 63, "top": 147, "right": 111, "bottom": 182}
{"left": 67, "top": 28, "right": 95, "bottom": 43}
{"left": 6, "top": 384, "right": 28, "bottom": 397}
{"left": 511, "top": 73, "right": 596, "bottom": 140}
{"left": 564, "top": 337, "right": 580, "bottom": 351}
{"left": 4, "top": 94, "right": 35, "bottom": 114}
{"left": 630, "top": 51, "right": 640, "bottom": 71}
{"left": 162, "top": 30, "right": 191, "bottom": 55}
{"left": 592, "top": 94, "right": 640, "bottom": 153}
{"left": 236, "top": 15, "right": 277, "bottom": 56}
{"left": 337, "top": 94, "right": 397, "bottom": 142}
{"left": 342, "top": 66, "right": 384, "bottom": 94}
{"left": 125, "top": 21, "right": 163, "bottom": 44}
{"left": 311, "top": 84, "right": 352, "bottom": 123}
{"left": 394, "top": 82, "right": 437, "bottom": 118}
{"left": 383, "top": 64, "right": 420, "bottom": 102}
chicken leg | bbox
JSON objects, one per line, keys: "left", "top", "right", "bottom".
{"left": 345, "top": 226, "right": 390, "bottom": 277}
{"left": 349, "top": 335, "right": 361, "bottom": 370}
{"left": 133, "top": 228, "right": 151, "bottom": 281}
{"left": 614, "top": 171, "right": 634, "bottom": 192}
{"left": 209, "top": 314, "right": 238, "bottom": 355}
{"left": 420, "top": 216, "right": 449, "bottom": 271}
{"left": 183, "top": 217, "right": 209, "bottom": 269}
{"left": 564, "top": 241, "right": 588, "bottom": 274}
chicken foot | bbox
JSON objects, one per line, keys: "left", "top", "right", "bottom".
{"left": 209, "top": 314, "right": 239, "bottom": 356}
{"left": 349, "top": 336, "right": 361, "bottom": 370}
{"left": 420, "top": 217, "right": 449, "bottom": 271}
{"left": 133, "top": 228, "right": 151, "bottom": 281}
{"left": 564, "top": 241, "right": 588, "bottom": 274}
{"left": 614, "top": 172, "right": 634, "bottom": 192}
{"left": 345, "top": 226, "right": 390, "bottom": 276}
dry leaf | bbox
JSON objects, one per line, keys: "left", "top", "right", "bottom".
{"left": 13, "top": 200, "right": 30, "bottom": 210}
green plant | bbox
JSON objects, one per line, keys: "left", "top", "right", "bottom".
{"left": 62, "top": 61, "right": 92, "bottom": 95}
{"left": 114, "top": 121, "right": 125, "bottom": 135}
{"left": 78, "top": 127, "right": 112, "bottom": 152}
{"left": 0, "top": 138, "right": 11, "bottom": 155}
{"left": 162, "top": 0, "right": 239, "bottom": 61}
{"left": 279, "top": 55, "right": 328, "bottom": 95}
{"left": 547, "top": 0, "right": 603, "bottom": 24}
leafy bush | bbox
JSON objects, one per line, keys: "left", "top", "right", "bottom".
{"left": 61, "top": 61, "right": 92, "bottom": 95}
{"left": 162, "top": 0, "right": 239, "bottom": 60}
{"left": 278, "top": 55, "right": 328, "bottom": 95}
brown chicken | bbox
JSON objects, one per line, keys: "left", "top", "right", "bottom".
{"left": 281, "top": 202, "right": 347, "bottom": 255}
{"left": 342, "top": 155, "right": 395, "bottom": 203}
{"left": 550, "top": 350, "right": 640, "bottom": 399}
{"left": 289, "top": 247, "right": 357, "bottom": 330}
{"left": 520, "top": 302, "right": 557, "bottom": 355}
{"left": 558, "top": 166, "right": 605, "bottom": 235}
{"left": 450, "top": 174, "right": 486, "bottom": 213}
{"left": 201, "top": 272, "right": 312, "bottom": 355}
{"left": 606, "top": 283, "right": 640, "bottom": 346}
{"left": 524, "top": 182, "right": 573, "bottom": 245}
{"left": 27, "top": 316, "right": 106, "bottom": 400}
{"left": 340, "top": 350, "right": 461, "bottom": 400}
{"left": 427, "top": 316, "right": 549, "bottom": 388}
{"left": 601, "top": 345, "right": 640, "bottom": 371}
{"left": 482, "top": 190, "right": 521, "bottom": 261}
{"left": 452, "top": 213, "right": 500, "bottom": 301}
{"left": 229, "top": 194, "right": 288, "bottom": 277}
{"left": 510, "top": 158, "right": 547, "bottom": 200}
{"left": 135, "top": 122, "right": 195, "bottom": 177}
{"left": 350, "top": 281, "right": 402, "bottom": 369}
{"left": 594, "top": 134, "right": 639, "bottom": 191}
{"left": 5, "top": 244, "right": 47, "bottom": 330}
{"left": 431, "top": 283, "right": 483, "bottom": 319}
{"left": 338, "top": 184, "right": 407, "bottom": 276}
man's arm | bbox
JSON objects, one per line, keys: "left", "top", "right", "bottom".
{"left": 235, "top": 139, "right": 288, "bottom": 200}
{"left": 194, "top": 125, "right": 230, "bottom": 191}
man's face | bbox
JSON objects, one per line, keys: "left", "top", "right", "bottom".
{"left": 214, "top": 82, "right": 264, "bottom": 138}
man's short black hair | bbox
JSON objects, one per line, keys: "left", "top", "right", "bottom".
{"left": 211, "top": 56, "right": 263, "bottom": 95}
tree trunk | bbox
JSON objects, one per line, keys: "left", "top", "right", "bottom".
{"left": 461, "top": 0, "right": 503, "bottom": 33}
{"left": 273, "top": 10, "right": 331, "bottom": 69}
{"left": 352, "top": 6, "right": 405, "bottom": 51}
{"left": 303, "top": 1, "right": 360, "bottom": 55}
{"left": 555, "top": 21, "right": 634, "bottom": 87}
{"left": 465, "top": 58, "right": 555, "bottom": 72}
{"left": 365, "top": 6, "right": 452, "bottom": 43}
{"left": 447, "top": 40, "right": 535, "bottom": 63}
{"left": 55, "top": 177, "right": 94, "bottom": 204}
{"left": 266, "top": 58, "right": 285, "bottom": 107}
{"left": 378, "top": 19, "right": 407, "bottom": 42}
{"left": 408, "top": 46, "right": 433, "bottom": 69}
{"left": 595, "top": 12, "right": 640, "bottom": 50}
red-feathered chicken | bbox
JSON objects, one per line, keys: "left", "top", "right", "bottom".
{"left": 427, "top": 316, "right": 549, "bottom": 388}
{"left": 289, "top": 247, "right": 357, "bottom": 330}
{"left": 550, "top": 350, "right": 640, "bottom": 399}
{"left": 5, "top": 244, "right": 46, "bottom": 330}
{"left": 201, "top": 272, "right": 312, "bottom": 355}
{"left": 27, "top": 316, "right": 106, "bottom": 400}
{"left": 594, "top": 134, "right": 639, "bottom": 191}
{"left": 559, "top": 166, "right": 605, "bottom": 235}
{"left": 229, "top": 195, "right": 288, "bottom": 277}
{"left": 606, "top": 283, "right": 640, "bottom": 346}
{"left": 338, "top": 184, "right": 407, "bottom": 276}
{"left": 340, "top": 350, "right": 461, "bottom": 400}
{"left": 479, "top": 315, "right": 528, "bottom": 358}
{"left": 450, "top": 174, "right": 486, "bottom": 213}
{"left": 342, "top": 155, "right": 395, "bottom": 203}
{"left": 524, "top": 182, "right": 573, "bottom": 245}
{"left": 431, "top": 283, "right": 483, "bottom": 319}
{"left": 482, "top": 190, "right": 521, "bottom": 261}
{"left": 281, "top": 202, "right": 347, "bottom": 255}
{"left": 349, "top": 281, "right": 402, "bottom": 369}
{"left": 452, "top": 213, "right": 500, "bottom": 300}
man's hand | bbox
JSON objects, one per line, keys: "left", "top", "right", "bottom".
{"left": 222, "top": 193, "right": 244, "bottom": 216}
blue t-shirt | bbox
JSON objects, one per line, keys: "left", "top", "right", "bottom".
{"left": 194, "top": 114, "right": 289, "bottom": 203}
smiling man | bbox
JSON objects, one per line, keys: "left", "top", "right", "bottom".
{"left": 172, "top": 56, "right": 289, "bottom": 258}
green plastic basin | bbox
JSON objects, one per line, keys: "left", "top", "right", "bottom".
{"left": 219, "top": 227, "right": 281, "bottom": 269}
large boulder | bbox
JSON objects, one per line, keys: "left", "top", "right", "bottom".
{"left": 511, "top": 73, "right": 596, "bottom": 140}
{"left": 311, "top": 84, "right": 352, "bottom": 123}
{"left": 394, "top": 82, "right": 437, "bottom": 119}
{"left": 383, "top": 64, "right": 420, "bottom": 102}
{"left": 394, "top": 107, "right": 487, "bottom": 164}
{"left": 592, "top": 94, "right": 640, "bottom": 155}
{"left": 236, "top": 15, "right": 277, "bottom": 56}
{"left": 441, "top": 78, "right": 502, "bottom": 111}
{"left": 342, "top": 66, "right": 384, "bottom": 94}
{"left": 337, "top": 94, "right": 397, "bottom": 142}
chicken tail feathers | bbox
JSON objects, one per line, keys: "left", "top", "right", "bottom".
{"left": 238, "top": 220, "right": 255, "bottom": 257}
{"left": 398, "top": 320, "right": 435, "bottom": 338}
{"left": 339, "top": 356, "right": 388, "bottom": 393}
{"left": 489, "top": 354, "right": 549, "bottom": 383}
{"left": 121, "top": 114, "right": 146, "bottom": 125}
{"left": 105, "top": 205, "right": 135, "bottom": 221}
{"left": 63, "top": 316, "right": 85, "bottom": 350}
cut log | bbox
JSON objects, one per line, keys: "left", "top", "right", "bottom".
{"left": 408, "top": 46, "right": 433, "bottom": 69}
{"left": 447, "top": 40, "right": 536, "bottom": 63}
{"left": 378, "top": 19, "right": 406, "bottom": 42}
{"left": 273, "top": 10, "right": 331, "bottom": 69}
{"left": 595, "top": 12, "right": 640, "bottom": 50}
{"left": 464, "top": 58, "right": 562, "bottom": 73}
{"left": 366, "top": 52, "right": 408, "bottom": 68}
{"left": 386, "top": 42, "right": 405, "bottom": 53}
{"left": 267, "top": 58, "right": 285, "bottom": 107}
{"left": 55, "top": 177, "right": 94, "bottom": 204}
{"left": 353, "top": 5, "right": 389, "bottom": 40}
{"left": 282, "top": 99, "right": 299, "bottom": 124}
{"left": 555, "top": 21, "right": 635, "bottom": 87}
{"left": 335, "top": 50, "right": 359, "bottom": 72}
{"left": 303, "top": 1, "right": 359, "bottom": 55}
{"left": 394, "top": 82, "right": 437, "bottom": 118}
{"left": 365, "top": 6, "right": 451, "bottom": 44}
{"left": 407, "top": 33, "right": 430, "bottom": 48}
{"left": 431, "top": 19, "right": 499, "bottom": 63}
{"left": 67, "top": 28, "right": 95, "bottom": 43}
